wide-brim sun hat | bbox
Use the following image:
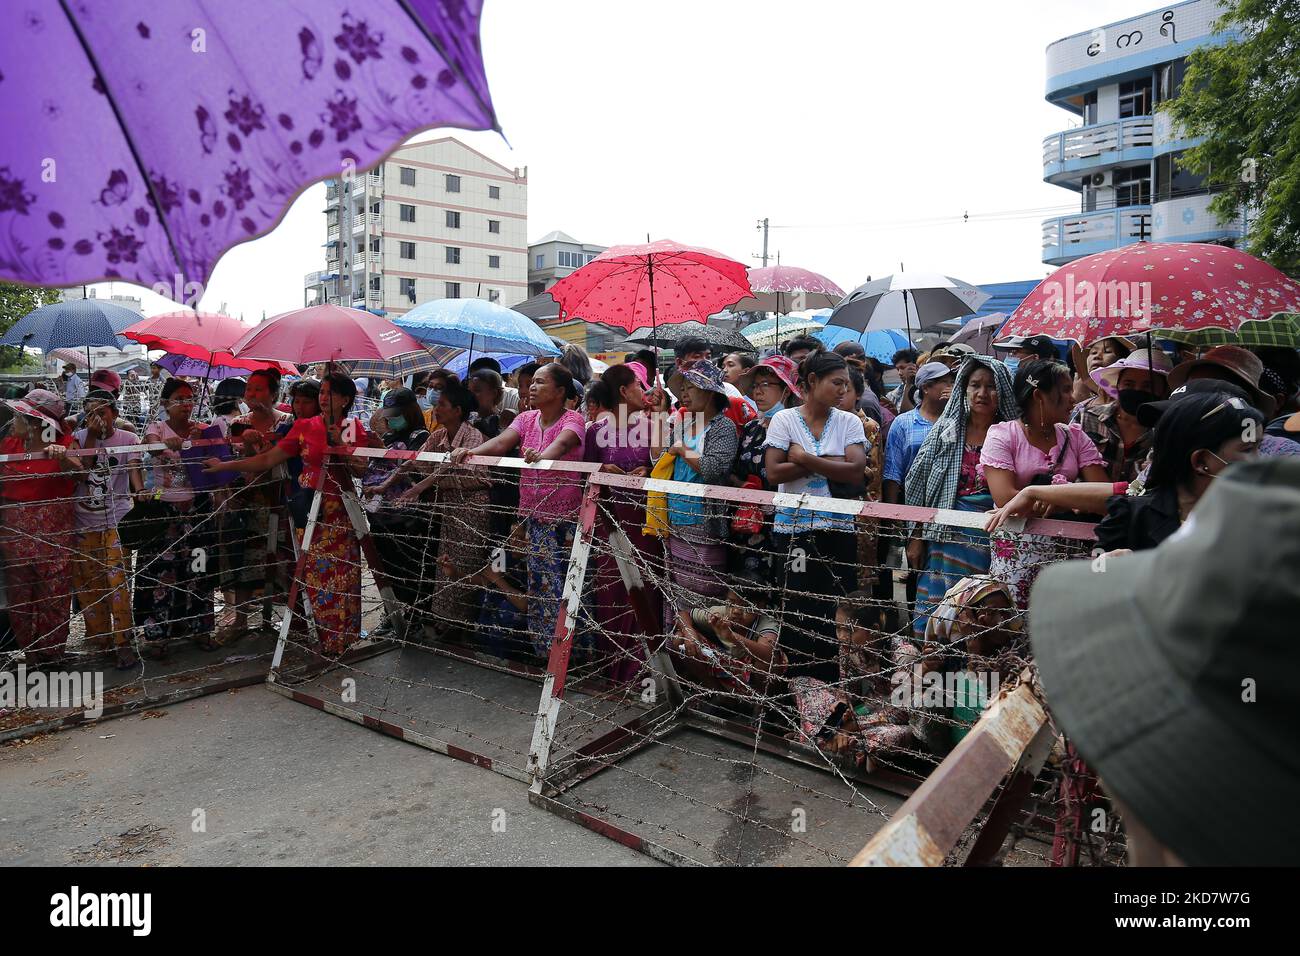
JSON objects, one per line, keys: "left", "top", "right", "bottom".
{"left": 738, "top": 355, "right": 803, "bottom": 400}
{"left": 1090, "top": 347, "right": 1173, "bottom": 399}
{"left": 1167, "top": 345, "right": 1275, "bottom": 416}
{"left": 4, "top": 387, "right": 66, "bottom": 433}
{"left": 680, "top": 358, "right": 728, "bottom": 395}
{"left": 1029, "top": 457, "right": 1300, "bottom": 865}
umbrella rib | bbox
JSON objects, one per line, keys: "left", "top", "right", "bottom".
{"left": 393, "top": 0, "right": 500, "bottom": 134}
{"left": 56, "top": 0, "right": 187, "bottom": 285}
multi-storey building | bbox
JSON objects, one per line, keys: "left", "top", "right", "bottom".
{"left": 306, "top": 137, "right": 528, "bottom": 313}
{"left": 527, "top": 231, "right": 607, "bottom": 298}
{"left": 1040, "top": 0, "right": 1246, "bottom": 265}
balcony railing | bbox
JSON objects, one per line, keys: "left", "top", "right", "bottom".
{"left": 1042, "top": 117, "right": 1154, "bottom": 175}
{"left": 350, "top": 210, "right": 381, "bottom": 233}
{"left": 1042, "top": 206, "right": 1151, "bottom": 264}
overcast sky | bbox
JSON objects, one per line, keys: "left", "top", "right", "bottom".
{"left": 91, "top": 0, "right": 1152, "bottom": 320}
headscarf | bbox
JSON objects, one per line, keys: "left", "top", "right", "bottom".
{"left": 905, "top": 356, "right": 1019, "bottom": 513}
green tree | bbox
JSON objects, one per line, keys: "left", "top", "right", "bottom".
{"left": 1163, "top": 0, "right": 1300, "bottom": 272}
{"left": 0, "top": 281, "right": 63, "bottom": 370}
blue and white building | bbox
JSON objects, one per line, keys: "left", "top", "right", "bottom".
{"left": 1041, "top": 0, "right": 1246, "bottom": 265}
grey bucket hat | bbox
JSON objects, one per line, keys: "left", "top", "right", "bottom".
{"left": 1029, "top": 456, "right": 1300, "bottom": 866}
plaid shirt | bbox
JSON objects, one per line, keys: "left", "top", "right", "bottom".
{"left": 1076, "top": 400, "right": 1150, "bottom": 483}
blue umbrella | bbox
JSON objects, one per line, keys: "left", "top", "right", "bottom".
{"left": 0, "top": 298, "right": 138, "bottom": 357}
{"left": 393, "top": 299, "right": 559, "bottom": 358}
{"left": 445, "top": 351, "right": 533, "bottom": 379}
{"left": 812, "top": 326, "right": 911, "bottom": 363}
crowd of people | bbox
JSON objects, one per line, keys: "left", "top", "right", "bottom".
{"left": 1, "top": 332, "right": 1296, "bottom": 774}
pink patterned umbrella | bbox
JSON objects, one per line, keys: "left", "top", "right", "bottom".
{"left": 1001, "top": 242, "right": 1300, "bottom": 345}
{"left": 548, "top": 239, "right": 752, "bottom": 333}
{"left": 732, "top": 265, "right": 845, "bottom": 313}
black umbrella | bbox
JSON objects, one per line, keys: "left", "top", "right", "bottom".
{"left": 625, "top": 320, "right": 755, "bottom": 352}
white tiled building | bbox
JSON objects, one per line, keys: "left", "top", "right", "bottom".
{"left": 1040, "top": 0, "right": 1246, "bottom": 265}
{"left": 307, "top": 137, "right": 529, "bottom": 313}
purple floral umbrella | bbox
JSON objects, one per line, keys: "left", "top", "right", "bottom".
{"left": 0, "top": 1, "right": 497, "bottom": 290}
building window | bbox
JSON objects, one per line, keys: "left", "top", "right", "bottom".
{"left": 1156, "top": 60, "right": 1186, "bottom": 104}
{"left": 446, "top": 246, "right": 461, "bottom": 265}
{"left": 445, "top": 282, "right": 460, "bottom": 298}
{"left": 488, "top": 219, "right": 500, "bottom": 234}
{"left": 369, "top": 275, "right": 381, "bottom": 291}
{"left": 587, "top": 253, "right": 597, "bottom": 263}
{"left": 489, "top": 185, "right": 501, "bottom": 200}
{"left": 400, "top": 203, "right": 415, "bottom": 223}
{"left": 400, "top": 241, "right": 415, "bottom": 259}
{"left": 488, "top": 290, "right": 500, "bottom": 303}
{"left": 535, "top": 254, "right": 544, "bottom": 270}
{"left": 399, "top": 166, "right": 416, "bottom": 186}
{"left": 558, "top": 250, "right": 570, "bottom": 268}
{"left": 489, "top": 255, "right": 500, "bottom": 269}
{"left": 445, "top": 174, "right": 461, "bottom": 193}
{"left": 400, "top": 277, "right": 416, "bottom": 301}
{"left": 1118, "top": 79, "right": 1151, "bottom": 119}
{"left": 1156, "top": 152, "right": 1205, "bottom": 202}
{"left": 1114, "top": 165, "right": 1152, "bottom": 207}
{"left": 446, "top": 210, "right": 461, "bottom": 229}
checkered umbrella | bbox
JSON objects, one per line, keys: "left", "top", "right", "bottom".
{"left": 337, "top": 347, "right": 460, "bottom": 379}
{"left": 1158, "top": 312, "right": 1300, "bottom": 349}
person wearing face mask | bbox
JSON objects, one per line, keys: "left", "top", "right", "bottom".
{"left": 980, "top": 358, "right": 1109, "bottom": 608}
{"left": 1068, "top": 336, "right": 1133, "bottom": 423}
{"left": 986, "top": 384, "right": 1266, "bottom": 554}
{"left": 1077, "top": 347, "right": 1172, "bottom": 482}
{"left": 732, "top": 356, "right": 802, "bottom": 579}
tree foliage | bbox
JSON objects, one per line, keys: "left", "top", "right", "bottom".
{"left": 0, "top": 281, "right": 62, "bottom": 337}
{"left": 1163, "top": 0, "right": 1300, "bottom": 272}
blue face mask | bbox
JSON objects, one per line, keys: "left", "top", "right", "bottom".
{"left": 763, "top": 401, "right": 785, "bottom": 420}
{"left": 420, "top": 389, "right": 440, "bottom": 410}
{"left": 388, "top": 415, "right": 407, "bottom": 432}
{"left": 1003, "top": 358, "right": 1019, "bottom": 375}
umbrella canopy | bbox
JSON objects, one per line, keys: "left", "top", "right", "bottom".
{"left": 625, "top": 320, "right": 755, "bottom": 352}
{"left": 1000, "top": 243, "right": 1300, "bottom": 344}
{"left": 0, "top": 2, "right": 497, "bottom": 290}
{"left": 811, "top": 326, "right": 912, "bottom": 364}
{"left": 741, "top": 314, "right": 826, "bottom": 348}
{"left": 443, "top": 351, "right": 534, "bottom": 379}
{"left": 0, "top": 298, "right": 137, "bottom": 353}
{"left": 827, "top": 272, "right": 990, "bottom": 339}
{"left": 548, "top": 240, "right": 752, "bottom": 333}
{"left": 230, "top": 304, "right": 426, "bottom": 364}
{"left": 732, "top": 265, "right": 845, "bottom": 313}
{"left": 123, "top": 310, "right": 254, "bottom": 358}
{"left": 157, "top": 352, "right": 295, "bottom": 380}
{"left": 338, "top": 348, "right": 459, "bottom": 380}
{"left": 1159, "top": 312, "right": 1300, "bottom": 350}
{"left": 392, "top": 299, "right": 559, "bottom": 356}
{"left": 947, "top": 312, "right": 1009, "bottom": 354}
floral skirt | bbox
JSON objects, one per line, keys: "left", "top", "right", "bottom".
{"left": 429, "top": 490, "right": 493, "bottom": 627}
{"left": 301, "top": 492, "right": 362, "bottom": 657}
{"left": 0, "top": 498, "right": 75, "bottom": 656}
{"left": 525, "top": 517, "right": 575, "bottom": 658}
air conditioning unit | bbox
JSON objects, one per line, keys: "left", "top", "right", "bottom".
{"left": 1088, "top": 171, "right": 1112, "bottom": 188}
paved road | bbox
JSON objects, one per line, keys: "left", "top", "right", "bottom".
{"left": 0, "top": 685, "right": 653, "bottom": 866}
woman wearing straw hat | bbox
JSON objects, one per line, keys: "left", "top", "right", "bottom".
{"left": 652, "top": 359, "right": 739, "bottom": 614}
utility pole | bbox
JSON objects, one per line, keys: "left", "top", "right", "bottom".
{"left": 756, "top": 218, "right": 769, "bottom": 267}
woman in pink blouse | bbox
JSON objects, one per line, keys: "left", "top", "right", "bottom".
{"left": 451, "top": 362, "right": 586, "bottom": 657}
{"left": 980, "top": 358, "right": 1109, "bottom": 607}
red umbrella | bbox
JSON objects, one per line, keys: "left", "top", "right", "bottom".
{"left": 548, "top": 239, "right": 752, "bottom": 333}
{"left": 1002, "top": 242, "right": 1300, "bottom": 345}
{"left": 230, "top": 304, "right": 427, "bottom": 365}
{"left": 123, "top": 311, "right": 296, "bottom": 374}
